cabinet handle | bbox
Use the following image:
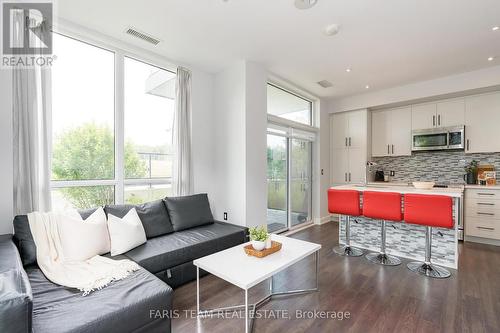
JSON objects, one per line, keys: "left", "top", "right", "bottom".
{"left": 345, "top": 172, "right": 347, "bottom": 182}
{"left": 477, "top": 202, "right": 495, "bottom": 206}
{"left": 438, "top": 114, "right": 441, "bottom": 126}
{"left": 477, "top": 212, "right": 495, "bottom": 216}
{"left": 477, "top": 193, "right": 495, "bottom": 196}
{"left": 348, "top": 173, "right": 351, "bottom": 182}
{"left": 433, "top": 115, "right": 436, "bottom": 127}
{"left": 466, "top": 139, "right": 470, "bottom": 151}
{"left": 349, "top": 137, "right": 351, "bottom": 146}
{"left": 392, "top": 144, "right": 394, "bottom": 154}
{"left": 345, "top": 137, "right": 347, "bottom": 147}
{"left": 477, "top": 226, "right": 495, "bottom": 231}
{"left": 387, "top": 144, "right": 390, "bottom": 154}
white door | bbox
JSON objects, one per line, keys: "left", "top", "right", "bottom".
{"left": 331, "top": 113, "right": 348, "bottom": 149}
{"left": 391, "top": 107, "right": 412, "bottom": 156}
{"left": 348, "top": 148, "right": 366, "bottom": 184}
{"left": 347, "top": 110, "right": 367, "bottom": 149}
{"left": 437, "top": 98, "right": 465, "bottom": 127}
{"left": 371, "top": 110, "right": 391, "bottom": 157}
{"left": 331, "top": 148, "right": 349, "bottom": 184}
{"left": 412, "top": 103, "right": 437, "bottom": 130}
{"left": 465, "top": 92, "right": 500, "bottom": 153}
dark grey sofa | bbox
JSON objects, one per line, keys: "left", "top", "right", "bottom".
{"left": 0, "top": 194, "right": 248, "bottom": 333}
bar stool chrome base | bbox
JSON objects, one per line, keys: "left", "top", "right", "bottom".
{"left": 365, "top": 253, "right": 401, "bottom": 266}
{"left": 333, "top": 245, "right": 364, "bottom": 257}
{"left": 407, "top": 262, "right": 451, "bottom": 279}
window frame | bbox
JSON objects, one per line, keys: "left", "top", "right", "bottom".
{"left": 267, "top": 82, "right": 315, "bottom": 127}
{"left": 50, "top": 31, "right": 177, "bottom": 207}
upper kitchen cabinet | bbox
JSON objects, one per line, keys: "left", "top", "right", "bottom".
{"left": 330, "top": 109, "right": 368, "bottom": 184}
{"left": 371, "top": 107, "right": 411, "bottom": 157}
{"left": 412, "top": 98, "right": 465, "bottom": 130}
{"left": 465, "top": 92, "right": 500, "bottom": 154}
{"left": 436, "top": 98, "right": 465, "bottom": 127}
{"left": 411, "top": 103, "right": 436, "bottom": 130}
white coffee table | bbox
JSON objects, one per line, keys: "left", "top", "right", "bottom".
{"left": 193, "top": 234, "right": 321, "bottom": 333}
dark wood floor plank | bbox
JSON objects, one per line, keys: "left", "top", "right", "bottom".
{"left": 172, "top": 222, "right": 500, "bottom": 333}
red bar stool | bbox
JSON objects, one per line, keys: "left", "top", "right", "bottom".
{"left": 362, "top": 191, "right": 403, "bottom": 266}
{"left": 403, "top": 194, "right": 454, "bottom": 278}
{"left": 328, "top": 189, "right": 364, "bottom": 257}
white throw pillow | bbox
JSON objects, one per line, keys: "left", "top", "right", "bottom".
{"left": 107, "top": 208, "right": 147, "bottom": 256}
{"left": 58, "top": 208, "right": 111, "bottom": 261}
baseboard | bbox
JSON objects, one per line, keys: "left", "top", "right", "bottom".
{"left": 314, "top": 215, "right": 333, "bottom": 225}
{"left": 465, "top": 236, "right": 500, "bottom": 246}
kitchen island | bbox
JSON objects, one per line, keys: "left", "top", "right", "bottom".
{"left": 331, "top": 184, "right": 463, "bottom": 269}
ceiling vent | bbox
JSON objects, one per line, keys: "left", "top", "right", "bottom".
{"left": 125, "top": 27, "right": 160, "bottom": 45}
{"left": 317, "top": 80, "right": 333, "bottom": 88}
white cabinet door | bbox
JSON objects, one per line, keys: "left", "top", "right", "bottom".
{"left": 412, "top": 103, "right": 436, "bottom": 130}
{"left": 391, "top": 107, "right": 412, "bottom": 156}
{"left": 348, "top": 148, "right": 366, "bottom": 184}
{"left": 371, "top": 110, "right": 391, "bottom": 157}
{"left": 331, "top": 113, "right": 348, "bottom": 149}
{"left": 331, "top": 148, "right": 349, "bottom": 184}
{"left": 347, "top": 110, "right": 367, "bottom": 149}
{"left": 465, "top": 92, "right": 500, "bottom": 153}
{"left": 437, "top": 98, "right": 465, "bottom": 127}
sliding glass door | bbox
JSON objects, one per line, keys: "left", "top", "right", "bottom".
{"left": 267, "top": 129, "right": 313, "bottom": 233}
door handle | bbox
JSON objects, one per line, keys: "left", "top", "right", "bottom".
{"left": 392, "top": 144, "right": 394, "bottom": 154}
{"left": 348, "top": 173, "right": 351, "bottom": 182}
{"left": 349, "top": 137, "right": 351, "bottom": 146}
{"left": 433, "top": 115, "right": 436, "bottom": 127}
{"left": 438, "top": 114, "right": 441, "bottom": 126}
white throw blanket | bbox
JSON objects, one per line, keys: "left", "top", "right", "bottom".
{"left": 28, "top": 211, "right": 140, "bottom": 295}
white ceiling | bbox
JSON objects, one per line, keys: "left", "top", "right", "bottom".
{"left": 55, "top": 0, "right": 500, "bottom": 98}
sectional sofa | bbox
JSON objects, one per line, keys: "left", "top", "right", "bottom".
{"left": 0, "top": 194, "right": 248, "bottom": 333}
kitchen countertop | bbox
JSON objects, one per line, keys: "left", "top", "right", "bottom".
{"left": 464, "top": 184, "right": 500, "bottom": 189}
{"left": 332, "top": 183, "right": 464, "bottom": 197}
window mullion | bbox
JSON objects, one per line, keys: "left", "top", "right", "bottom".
{"left": 115, "top": 51, "right": 125, "bottom": 204}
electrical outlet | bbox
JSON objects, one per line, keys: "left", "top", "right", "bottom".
{"left": 223, "top": 212, "right": 228, "bottom": 221}
{"left": 390, "top": 170, "right": 395, "bottom": 177}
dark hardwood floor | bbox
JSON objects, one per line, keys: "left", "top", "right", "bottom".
{"left": 172, "top": 222, "right": 500, "bottom": 333}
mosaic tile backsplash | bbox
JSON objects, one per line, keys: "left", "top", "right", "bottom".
{"left": 372, "top": 151, "right": 500, "bottom": 183}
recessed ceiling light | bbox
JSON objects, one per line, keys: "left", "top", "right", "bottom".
{"left": 488, "top": 56, "right": 495, "bottom": 61}
{"left": 346, "top": 68, "right": 352, "bottom": 73}
{"left": 294, "top": 0, "right": 318, "bottom": 10}
{"left": 365, "top": 85, "right": 370, "bottom": 89}
{"left": 323, "top": 23, "right": 340, "bottom": 36}
{"left": 492, "top": 26, "right": 499, "bottom": 31}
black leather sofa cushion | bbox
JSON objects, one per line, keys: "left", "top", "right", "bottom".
{"left": 27, "top": 262, "right": 173, "bottom": 333}
{"left": 0, "top": 235, "right": 33, "bottom": 333}
{"left": 105, "top": 200, "right": 174, "bottom": 238}
{"left": 124, "top": 222, "right": 246, "bottom": 274}
{"left": 13, "top": 209, "right": 98, "bottom": 267}
{"left": 164, "top": 193, "right": 214, "bottom": 231}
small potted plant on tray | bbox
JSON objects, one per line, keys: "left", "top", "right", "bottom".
{"left": 464, "top": 160, "right": 479, "bottom": 185}
{"left": 249, "top": 225, "right": 269, "bottom": 251}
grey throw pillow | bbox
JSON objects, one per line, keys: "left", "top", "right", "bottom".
{"left": 163, "top": 193, "right": 214, "bottom": 232}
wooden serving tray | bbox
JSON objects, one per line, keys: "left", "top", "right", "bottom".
{"left": 244, "top": 241, "right": 282, "bottom": 258}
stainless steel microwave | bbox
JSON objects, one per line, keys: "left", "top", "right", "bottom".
{"left": 411, "top": 125, "right": 465, "bottom": 151}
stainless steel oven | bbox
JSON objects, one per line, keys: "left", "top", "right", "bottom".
{"left": 412, "top": 125, "right": 465, "bottom": 151}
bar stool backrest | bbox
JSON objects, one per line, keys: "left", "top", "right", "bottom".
{"left": 328, "top": 189, "right": 361, "bottom": 216}
{"left": 403, "top": 194, "right": 454, "bottom": 229}
{"left": 362, "top": 191, "right": 403, "bottom": 222}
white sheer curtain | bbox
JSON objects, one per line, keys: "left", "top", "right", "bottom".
{"left": 12, "top": 10, "right": 52, "bottom": 214}
{"left": 172, "top": 67, "right": 192, "bottom": 196}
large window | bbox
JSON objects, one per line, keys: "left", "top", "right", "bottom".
{"left": 51, "top": 33, "right": 176, "bottom": 210}
{"left": 267, "top": 83, "right": 313, "bottom": 125}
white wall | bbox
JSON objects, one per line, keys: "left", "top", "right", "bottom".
{"left": 0, "top": 70, "right": 14, "bottom": 234}
{"left": 318, "top": 99, "right": 331, "bottom": 222}
{"left": 329, "top": 65, "right": 500, "bottom": 113}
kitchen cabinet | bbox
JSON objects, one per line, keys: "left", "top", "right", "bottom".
{"left": 465, "top": 188, "right": 500, "bottom": 240}
{"left": 412, "top": 98, "right": 465, "bottom": 130}
{"left": 371, "top": 107, "right": 411, "bottom": 157}
{"left": 465, "top": 92, "right": 500, "bottom": 154}
{"left": 330, "top": 110, "right": 368, "bottom": 184}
